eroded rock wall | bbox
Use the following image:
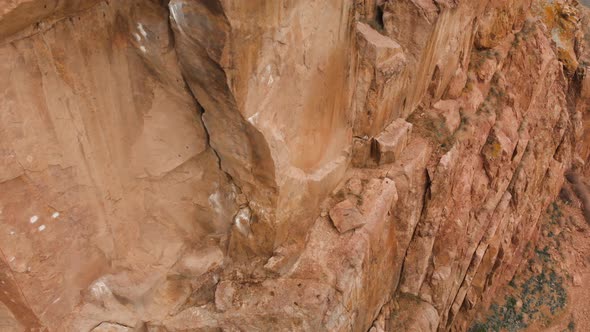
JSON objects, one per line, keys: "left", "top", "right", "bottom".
{"left": 0, "top": 0, "right": 588, "bottom": 331}
{"left": 0, "top": 1, "right": 238, "bottom": 330}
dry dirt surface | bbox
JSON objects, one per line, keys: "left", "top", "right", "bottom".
{"left": 470, "top": 177, "right": 590, "bottom": 332}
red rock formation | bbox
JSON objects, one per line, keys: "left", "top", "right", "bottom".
{"left": 0, "top": 0, "right": 587, "bottom": 331}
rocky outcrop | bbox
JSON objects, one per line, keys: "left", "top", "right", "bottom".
{"left": 0, "top": 0, "right": 587, "bottom": 331}
{"left": 168, "top": 0, "right": 357, "bottom": 268}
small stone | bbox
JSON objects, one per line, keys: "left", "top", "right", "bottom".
{"left": 320, "top": 211, "right": 328, "bottom": 218}
{"left": 329, "top": 199, "right": 365, "bottom": 233}
{"left": 515, "top": 299, "right": 523, "bottom": 309}
{"left": 445, "top": 67, "right": 467, "bottom": 99}
{"left": 432, "top": 99, "right": 461, "bottom": 133}
{"left": 530, "top": 262, "right": 542, "bottom": 274}
{"left": 347, "top": 178, "right": 363, "bottom": 196}
{"left": 373, "top": 119, "right": 412, "bottom": 165}
{"left": 476, "top": 57, "right": 497, "bottom": 82}
{"left": 573, "top": 274, "right": 582, "bottom": 287}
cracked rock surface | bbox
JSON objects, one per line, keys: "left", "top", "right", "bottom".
{"left": 0, "top": 0, "right": 589, "bottom": 331}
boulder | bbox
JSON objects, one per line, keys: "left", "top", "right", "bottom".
{"left": 329, "top": 199, "right": 365, "bottom": 233}
{"left": 373, "top": 119, "right": 413, "bottom": 164}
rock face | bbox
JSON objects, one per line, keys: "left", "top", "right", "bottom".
{"left": 0, "top": 0, "right": 587, "bottom": 331}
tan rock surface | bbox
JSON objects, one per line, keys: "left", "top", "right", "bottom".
{"left": 0, "top": 0, "right": 588, "bottom": 331}
{"left": 0, "top": 1, "right": 237, "bottom": 330}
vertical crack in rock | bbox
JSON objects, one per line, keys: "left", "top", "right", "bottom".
{"left": 398, "top": 168, "right": 432, "bottom": 293}
{"left": 162, "top": 3, "right": 255, "bottom": 265}
{"left": 179, "top": 71, "right": 236, "bottom": 189}
{"left": 159, "top": 2, "right": 232, "bottom": 186}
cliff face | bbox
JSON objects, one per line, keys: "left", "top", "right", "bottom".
{"left": 0, "top": 0, "right": 587, "bottom": 331}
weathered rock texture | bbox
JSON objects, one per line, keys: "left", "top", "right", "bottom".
{"left": 0, "top": 0, "right": 588, "bottom": 331}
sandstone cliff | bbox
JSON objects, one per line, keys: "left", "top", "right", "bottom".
{"left": 0, "top": 0, "right": 588, "bottom": 331}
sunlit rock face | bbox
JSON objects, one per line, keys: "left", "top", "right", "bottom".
{"left": 0, "top": 2, "right": 237, "bottom": 330}
{"left": 0, "top": 0, "right": 588, "bottom": 331}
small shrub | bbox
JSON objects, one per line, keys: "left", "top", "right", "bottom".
{"left": 567, "top": 320, "right": 575, "bottom": 331}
